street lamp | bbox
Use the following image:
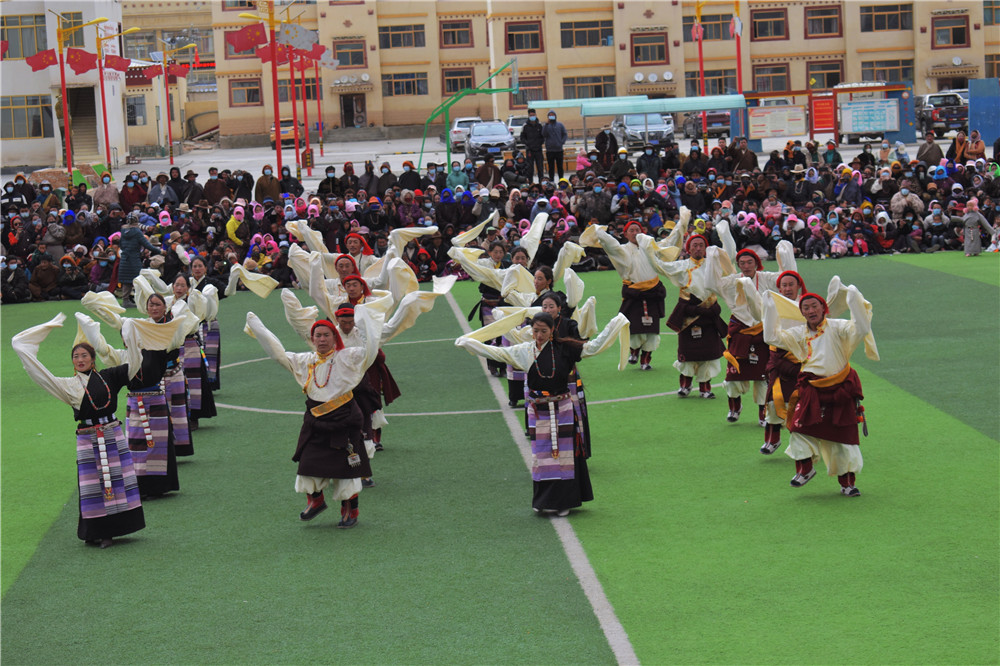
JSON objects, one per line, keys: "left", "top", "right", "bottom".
{"left": 158, "top": 41, "right": 196, "bottom": 165}
{"left": 240, "top": 5, "right": 284, "bottom": 175}
{"left": 96, "top": 25, "right": 140, "bottom": 169}
{"left": 50, "top": 12, "right": 108, "bottom": 179}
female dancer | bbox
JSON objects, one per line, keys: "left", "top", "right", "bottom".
{"left": 172, "top": 274, "right": 217, "bottom": 430}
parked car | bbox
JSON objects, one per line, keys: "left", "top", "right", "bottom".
{"left": 448, "top": 116, "right": 482, "bottom": 151}
{"left": 915, "top": 92, "right": 968, "bottom": 136}
{"left": 270, "top": 118, "right": 304, "bottom": 149}
{"left": 611, "top": 113, "right": 675, "bottom": 150}
{"left": 465, "top": 121, "right": 516, "bottom": 162}
{"left": 681, "top": 111, "right": 731, "bottom": 139}
{"left": 507, "top": 114, "right": 530, "bottom": 149}
{"left": 759, "top": 98, "right": 793, "bottom": 108}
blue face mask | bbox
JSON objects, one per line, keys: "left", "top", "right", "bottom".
{"left": 452, "top": 166, "right": 460, "bottom": 172}
{"left": 529, "top": 116, "right": 537, "bottom": 122}
{"left": 594, "top": 186, "right": 603, "bottom": 194}
{"left": 127, "top": 182, "right": 135, "bottom": 188}
{"left": 645, "top": 150, "right": 653, "bottom": 156}
{"left": 264, "top": 170, "right": 272, "bottom": 176}
{"left": 709, "top": 175, "right": 716, "bottom": 181}
{"left": 140, "top": 177, "right": 148, "bottom": 183}
{"left": 210, "top": 174, "right": 218, "bottom": 180}
{"left": 381, "top": 168, "right": 389, "bottom": 174}
{"left": 330, "top": 205, "right": 338, "bottom": 211}
{"left": 102, "top": 177, "right": 111, "bottom": 183}
{"left": 428, "top": 169, "right": 435, "bottom": 175}
{"left": 900, "top": 189, "right": 909, "bottom": 196}
{"left": 327, "top": 173, "right": 335, "bottom": 179}
{"left": 99, "top": 260, "right": 108, "bottom": 267}
{"left": 5, "top": 186, "right": 12, "bottom": 193}
{"left": 403, "top": 166, "right": 411, "bottom": 172}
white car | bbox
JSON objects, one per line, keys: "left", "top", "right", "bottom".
{"left": 448, "top": 116, "right": 482, "bottom": 151}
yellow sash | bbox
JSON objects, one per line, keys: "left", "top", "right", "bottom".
{"left": 622, "top": 276, "right": 661, "bottom": 291}
{"left": 309, "top": 390, "right": 354, "bottom": 417}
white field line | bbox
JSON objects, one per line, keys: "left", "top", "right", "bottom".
{"left": 445, "top": 292, "right": 640, "bottom": 666}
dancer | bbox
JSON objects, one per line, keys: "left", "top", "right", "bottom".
{"left": 171, "top": 274, "right": 217, "bottom": 430}
{"left": 244, "top": 303, "right": 385, "bottom": 527}
{"left": 456, "top": 310, "right": 629, "bottom": 515}
{"left": 190, "top": 256, "right": 225, "bottom": 391}
{"left": 761, "top": 282, "right": 879, "bottom": 497}
{"left": 12, "top": 314, "right": 146, "bottom": 548}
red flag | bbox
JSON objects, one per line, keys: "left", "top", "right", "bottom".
{"left": 194, "top": 46, "right": 200, "bottom": 67}
{"left": 256, "top": 43, "right": 289, "bottom": 66}
{"left": 66, "top": 48, "right": 99, "bottom": 75}
{"left": 299, "top": 43, "right": 326, "bottom": 61}
{"left": 104, "top": 54, "right": 131, "bottom": 72}
{"left": 226, "top": 23, "right": 268, "bottom": 52}
{"left": 1, "top": 41, "right": 8, "bottom": 60}
{"left": 24, "top": 48, "right": 57, "bottom": 72}
{"left": 296, "top": 56, "right": 311, "bottom": 72}
{"left": 168, "top": 64, "right": 189, "bottom": 78}
{"left": 143, "top": 64, "right": 163, "bottom": 79}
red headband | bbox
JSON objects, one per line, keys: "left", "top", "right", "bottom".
{"left": 310, "top": 319, "right": 345, "bottom": 350}
{"left": 342, "top": 274, "right": 372, "bottom": 296}
{"left": 345, "top": 232, "right": 374, "bottom": 255}
{"left": 623, "top": 220, "right": 643, "bottom": 234}
{"left": 777, "top": 270, "right": 806, "bottom": 293}
{"left": 685, "top": 233, "right": 708, "bottom": 252}
{"left": 334, "top": 306, "right": 355, "bottom": 317}
{"left": 736, "top": 248, "right": 763, "bottom": 270}
{"left": 798, "top": 293, "right": 829, "bottom": 314}
{"left": 335, "top": 254, "right": 359, "bottom": 274}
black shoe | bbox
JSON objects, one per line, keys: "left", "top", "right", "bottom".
{"left": 190, "top": 419, "right": 199, "bottom": 431}
{"left": 299, "top": 496, "right": 328, "bottom": 521}
{"left": 361, "top": 477, "right": 375, "bottom": 488}
{"left": 337, "top": 516, "right": 358, "bottom": 529}
{"left": 99, "top": 538, "right": 113, "bottom": 549}
{"left": 374, "top": 442, "right": 384, "bottom": 452}
{"left": 508, "top": 399, "right": 520, "bottom": 407}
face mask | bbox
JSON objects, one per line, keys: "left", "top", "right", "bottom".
{"left": 99, "top": 260, "right": 108, "bottom": 267}
{"left": 619, "top": 154, "right": 627, "bottom": 160}
{"left": 901, "top": 189, "right": 909, "bottom": 196}
{"left": 548, "top": 115, "right": 555, "bottom": 121}
{"left": 529, "top": 116, "right": 537, "bottom": 122}
{"left": 20, "top": 212, "right": 29, "bottom": 218}
{"left": 709, "top": 175, "right": 716, "bottom": 181}
{"left": 594, "top": 186, "right": 603, "bottom": 194}
{"left": 102, "top": 177, "right": 111, "bottom": 183}
{"left": 604, "top": 129, "right": 610, "bottom": 135}
{"left": 424, "top": 202, "right": 432, "bottom": 209}
{"left": 1, "top": 262, "right": 6, "bottom": 270}
{"left": 210, "top": 174, "right": 218, "bottom": 180}
{"left": 140, "top": 177, "right": 148, "bottom": 183}
{"left": 264, "top": 170, "right": 272, "bottom": 176}
{"left": 865, "top": 148, "right": 871, "bottom": 153}
{"left": 5, "top": 186, "right": 12, "bottom": 193}
{"left": 62, "top": 263, "right": 71, "bottom": 268}
{"left": 725, "top": 180, "right": 733, "bottom": 186}
{"left": 428, "top": 169, "right": 435, "bottom": 175}
{"left": 282, "top": 171, "right": 290, "bottom": 177}
{"left": 127, "top": 182, "right": 134, "bottom": 188}
{"left": 794, "top": 147, "right": 801, "bottom": 152}
{"left": 381, "top": 168, "right": 389, "bottom": 175}
{"left": 645, "top": 149, "right": 653, "bottom": 156}
{"left": 453, "top": 165, "right": 460, "bottom": 172}
{"left": 330, "top": 205, "right": 338, "bottom": 211}
{"left": 326, "top": 172, "right": 335, "bottom": 178}
{"left": 42, "top": 186, "right": 50, "bottom": 192}
{"left": 882, "top": 144, "right": 889, "bottom": 149}
{"left": 15, "top": 180, "right": 24, "bottom": 185}
{"left": 403, "top": 166, "right": 411, "bottom": 173}
{"left": 904, "top": 171, "right": 913, "bottom": 178}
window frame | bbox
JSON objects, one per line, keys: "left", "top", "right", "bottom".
{"left": 229, "top": 78, "right": 263, "bottom": 107}
{"left": 986, "top": 0, "right": 1000, "bottom": 26}
{"left": 442, "top": 68, "right": 475, "bottom": 95}
{"left": 1, "top": 94, "right": 54, "bottom": 140}
{"left": 60, "top": 12, "right": 85, "bottom": 48}
{"left": 804, "top": 5, "right": 842, "bottom": 39}
{"left": 685, "top": 69, "right": 736, "bottom": 96}
{"left": 439, "top": 19, "right": 473, "bottom": 49}
{"left": 752, "top": 63, "right": 790, "bottom": 93}
{"left": 682, "top": 14, "right": 733, "bottom": 42}
{"left": 126, "top": 95, "right": 147, "bottom": 126}
{"left": 806, "top": 60, "right": 844, "bottom": 89}
{"left": 510, "top": 75, "right": 547, "bottom": 109}
{"left": 859, "top": 4, "right": 913, "bottom": 33}
{"left": 221, "top": 1, "right": 255, "bottom": 11}
{"left": 332, "top": 40, "right": 367, "bottom": 69}
{"left": 559, "top": 20, "right": 613, "bottom": 49}
{"left": 750, "top": 8, "right": 788, "bottom": 42}
{"left": 860, "top": 58, "right": 914, "bottom": 83}
{"left": 278, "top": 77, "right": 323, "bottom": 103}
{"left": 630, "top": 32, "right": 669, "bottom": 66}
{"left": 377, "top": 24, "right": 426, "bottom": 50}
{"left": 504, "top": 21, "right": 544, "bottom": 54}
{"left": 0, "top": 14, "right": 48, "bottom": 59}
{"left": 224, "top": 30, "right": 258, "bottom": 59}
{"left": 562, "top": 75, "right": 616, "bottom": 100}
{"left": 123, "top": 31, "right": 156, "bottom": 60}
{"left": 931, "top": 15, "right": 970, "bottom": 50}
{"left": 381, "top": 72, "right": 429, "bottom": 97}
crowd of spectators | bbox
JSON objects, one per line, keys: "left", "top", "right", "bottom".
{"left": 3, "top": 127, "right": 998, "bottom": 305}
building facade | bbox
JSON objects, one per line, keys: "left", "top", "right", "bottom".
{"left": 1, "top": 0, "right": 127, "bottom": 169}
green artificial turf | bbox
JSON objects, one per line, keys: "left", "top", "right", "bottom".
{"left": 2, "top": 251, "right": 998, "bottom": 664}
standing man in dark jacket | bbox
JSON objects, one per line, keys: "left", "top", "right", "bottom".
{"left": 279, "top": 166, "right": 304, "bottom": 198}
{"left": 167, "top": 167, "right": 188, "bottom": 202}
{"left": 519, "top": 108, "right": 545, "bottom": 184}
{"left": 118, "top": 216, "right": 159, "bottom": 307}
{"left": 594, "top": 125, "right": 618, "bottom": 170}
{"left": 182, "top": 170, "right": 205, "bottom": 207}
{"left": 203, "top": 167, "right": 231, "bottom": 205}
{"left": 542, "top": 110, "right": 568, "bottom": 182}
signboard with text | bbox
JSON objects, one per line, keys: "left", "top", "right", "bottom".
{"left": 840, "top": 99, "right": 900, "bottom": 134}
{"left": 811, "top": 97, "right": 836, "bottom": 131}
{"left": 748, "top": 106, "right": 807, "bottom": 139}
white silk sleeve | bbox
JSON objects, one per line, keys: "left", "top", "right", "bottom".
{"left": 380, "top": 275, "right": 457, "bottom": 344}
{"left": 12, "top": 314, "right": 85, "bottom": 407}
{"left": 553, "top": 242, "right": 585, "bottom": 288}
{"left": 521, "top": 212, "right": 548, "bottom": 264}
{"left": 75, "top": 313, "right": 125, "bottom": 367}
{"left": 580, "top": 313, "right": 630, "bottom": 370}
{"left": 80, "top": 291, "right": 125, "bottom": 330}
{"left": 455, "top": 336, "right": 532, "bottom": 370}
{"left": 281, "top": 288, "right": 319, "bottom": 344}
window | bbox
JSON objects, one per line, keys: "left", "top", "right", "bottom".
{"left": 682, "top": 14, "right": 732, "bottom": 42}
{"left": 222, "top": 0, "right": 254, "bottom": 10}
{"left": 164, "top": 28, "right": 213, "bottom": 60}
{"left": 124, "top": 31, "right": 155, "bottom": 59}
{"left": 60, "top": 12, "right": 85, "bottom": 48}
{"left": 511, "top": 75, "right": 546, "bottom": 109}
{"left": 563, "top": 75, "right": 615, "bottom": 100}
{"left": 986, "top": 0, "right": 1000, "bottom": 26}
{"left": 560, "top": 20, "right": 613, "bottom": 48}
{"left": 807, "top": 61, "right": 844, "bottom": 89}
{"left": 187, "top": 70, "right": 217, "bottom": 91}
{"left": 332, "top": 41, "right": 365, "bottom": 68}
{"left": 753, "top": 64, "right": 789, "bottom": 92}
{"left": 859, "top": 4, "right": 913, "bottom": 32}
{"left": 1, "top": 14, "right": 48, "bottom": 59}
{"left": 378, "top": 24, "right": 425, "bottom": 49}
{"left": 685, "top": 69, "right": 736, "bottom": 96}
{"left": 631, "top": 33, "right": 668, "bottom": 65}
{"left": 751, "top": 9, "right": 788, "bottom": 41}
{"left": 861, "top": 59, "right": 913, "bottom": 82}
{"left": 932, "top": 16, "right": 969, "bottom": 49}
{"left": 1, "top": 95, "right": 54, "bottom": 139}
{"left": 986, "top": 54, "right": 1000, "bottom": 79}
{"left": 126, "top": 95, "right": 147, "bottom": 126}
{"left": 440, "top": 20, "right": 472, "bottom": 48}
{"left": 225, "top": 30, "right": 257, "bottom": 59}
{"left": 229, "top": 78, "right": 262, "bottom": 106}
{"left": 278, "top": 78, "right": 322, "bottom": 102}
{"left": 442, "top": 68, "right": 474, "bottom": 95}
{"left": 381, "top": 72, "right": 429, "bottom": 97}
{"left": 505, "top": 22, "right": 543, "bottom": 53}
{"left": 805, "top": 6, "right": 842, "bottom": 38}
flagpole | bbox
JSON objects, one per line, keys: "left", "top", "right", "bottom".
{"left": 96, "top": 26, "right": 138, "bottom": 169}
{"left": 267, "top": 1, "right": 283, "bottom": 176}
{"left": 314, "top": 59, "right": 323, "bottom": 157}
{"left": 695, "top": 0, "right": 707, "bottom": 140}
{"left": 733, "top": 1, "right": 745, "bottom": 138}
{"left": 287, "top": 46, "right": 302, "bottom": 182}
{"left": 299, "top": 54, "right": 311, "bottom": 176}
{"left": 57, "top": 32, "right": 73, "bottom": 179}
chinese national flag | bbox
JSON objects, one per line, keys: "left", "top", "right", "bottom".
{"left": 256, "top": 43, "right": 289, "bottom": 66}
{"left": 143, "top": 64, "right": 163, "bottom": 79}
{"left": 1, "top": 41, "right": 8, "bottom": 61}
{"left": 25, "top": 48, "right": 57, "bottom": 72}
{"left": 66, "top": 48, "right": 99, "bottom": 75}
{"left": 226, "top": 23, "right": 268, "bottom": 52}
{"left": 168, "top": 64, "right": 189, "bottom": 78}
{"left": 104, "top": 54, "right": 131, "bottom": 72}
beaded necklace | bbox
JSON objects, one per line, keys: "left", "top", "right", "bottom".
{"left": 532, "top": 340, "right": 556, "bottom": 379}
{"left": 303, "top": 351, "right": 335, "bottom": 393}
{"left": 78, "top": 369, "right": 112, "bottom": 410}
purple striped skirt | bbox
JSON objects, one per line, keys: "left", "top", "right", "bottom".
{"left": 182, "top": 336, "right": 203, "bottom": 411}
{"left": 201, "top": 320, "right": 221, "bottom": 389}
{"left": 527, "top": 393, "right": 576, "bottom": 482}
{"left": 126, "top": 391, "right": 170, "bottom": 476}
{"left": 163, "top": 368, "right": 192, "bottom": 455}
{"left": 75, "top": 423, "right": 142, "bottom": 519}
